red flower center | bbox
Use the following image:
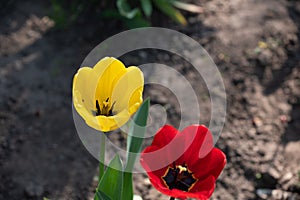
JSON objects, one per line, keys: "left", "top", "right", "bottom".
{"left": 162, "top": 163, "right": 197, "bottom": 192}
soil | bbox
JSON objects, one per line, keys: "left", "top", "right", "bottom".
{"left": 1, "top": 0, "right": 300, "bottom": 200}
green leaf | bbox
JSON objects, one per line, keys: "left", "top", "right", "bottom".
{"left": 94, "top": 190, "right": 111, "bottom": 200}
{"left": 122, "top": 99, "right": 150, "bottom": 200}
{"left": 124, "top": 16, "right": 151, "bottom": 28}
{"left": 152, "top": 0, "right": 187, "bottom": 25}
{"left": 96, "top": 154, "right": 123, "bottom": 200}
{"left": 126, "top": 98, "right": 150, "bottom": 171}
{"left": 117, "top": 0, "right": 140, "bottom": 19}
{"left": 122, "top": 172, "right": 133, "bottom": 200}
{"left": 140, "top": 0, "right": 152, "bottom": 17}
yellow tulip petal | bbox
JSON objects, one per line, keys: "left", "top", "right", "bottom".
{"left": 128, "top": 85, "right": 144, "bottom": 113}
{"left": 73, "top": 69, "right": 100, "bottom": 130}
{"left": 73, "top": 57, "right": 116, "bottom": 111}
{"left": 95, "top": 58, "right": 127, "bottom": 104}
{"left": 96, "top": 109, "right": 130, "bottom": 132}
{"left": 73, "top": 67, "right": 94, "bottom": 111}
{"left": 72, "top": 57, "right": 144, "bottom": 132}
{"left": 73, "top": 90, "right": 100, "bottom": 130}
{"left": 73, "top": 58, "right": 117, "bottom": 130}
{"left": 111, "top": 66, "right": 144, "bottom": 114}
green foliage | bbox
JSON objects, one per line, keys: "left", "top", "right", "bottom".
{"left": 152, "top": 0, "right": 187, "bottom": 25}
{"left": 49, "top": 0, "right": 194, "bottom": 29}
{"left": 93, "top": 99, "right": 150, "bottom": 200}
{"left": 122, "top": 172, "right": 134, "bottom": 200}
{"left": 117, "top": 0, "right": 140, "bottom": 19}
{"left": 140, "top": 0, "right": 152, "bottom": 17}
{"left": 94, "top": 190, "right": 111, "bottom": 200}
{"left": 116, "top": 0, "right": 187, "bottom": 26}
{"left": 125, "top": 98, "right": 150, "bottom": 171}
{"left": 122, "top": 99, "right": 150, "bottom": 200}
{"left": 95, "top": 154, "right": 123, "bottom": 200}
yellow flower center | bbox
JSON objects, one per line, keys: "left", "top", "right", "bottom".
{"left": 96, "top": 98, "right": 115, "bottom": 116}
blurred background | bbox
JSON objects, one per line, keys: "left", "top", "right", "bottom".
{"left": 0, "top": 0, "right": 299, "bottom": 199}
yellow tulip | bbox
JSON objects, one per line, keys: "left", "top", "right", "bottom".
{"left": 72, "top": 57, "right": 144, "bottom": 132}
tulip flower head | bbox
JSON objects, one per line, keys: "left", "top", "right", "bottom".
{"left": 140, "top": 125, "right": 226, "bottom": 200}
{"left": 72, "top": 57, "right": 144, "bottom": 132}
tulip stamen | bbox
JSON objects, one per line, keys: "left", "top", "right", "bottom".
{"left": 95, "top": 98, "right": 115, "bottom": 116}
{"left": 96, "top": 100, "right": 101, "bottom": 116}
{"left": 162, "top": 162, "right": 197, "bottom": 192}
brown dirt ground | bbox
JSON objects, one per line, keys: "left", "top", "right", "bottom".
{"left": 0, "top": 0, "right": 300, "bottom": 200}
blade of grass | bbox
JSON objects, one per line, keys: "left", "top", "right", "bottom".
{"left": 153, "top": 0, "right": 187, "bottom": 25}
{"left": 172, "top": 1, "right": 204, "bottom": 13}
{"left": 140, "top": 0, "right": 152, "bottom": 17}
{"left": 117, "top": 0, "right": 140, "bottom": 19}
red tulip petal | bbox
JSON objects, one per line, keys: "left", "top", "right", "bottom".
{"left": 140, "top": 124, "right": 226, "bottom": 200}
{"left": 150, "top": 125, "right": 178, "bottom": 148}
{"left": 180, "top": 125, "right": 214, "bottom": 163}
{"left": 190, "top": 148, "right": 226, "bottom": 180}
{"left": 141, "top": 128, "right": 189, "bottom": 171}
{"left": 140, "top": 145, "right": 168, "bottom": 177}
{"left": 188, "top": 175, "right": 216, "bottom": 199}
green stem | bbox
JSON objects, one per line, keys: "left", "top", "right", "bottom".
{"left": 170, "top": 197, "right": 175, "bottom": 200}
{"left": 98, "top": 133, "right": 106, "bottom": 181}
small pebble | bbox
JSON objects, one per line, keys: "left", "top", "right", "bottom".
{"left": 252, "top": 117, "right": 263, "bottom": 127}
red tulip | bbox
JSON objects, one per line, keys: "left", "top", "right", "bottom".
{"left": 140, "top": 125, "right": 226, "bottom": 200}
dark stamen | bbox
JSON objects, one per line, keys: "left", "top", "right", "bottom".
{"left": 162, "top": 163, "right": 197, "bottom": 192}
{"left": 96, "top": 100, "right": 101, "bottom": 116}
{"left": 108, "top": 101, "right": 116, "bottom": 116}
{"left": 95, "top": 99, "right": 116, "bottom": 117}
